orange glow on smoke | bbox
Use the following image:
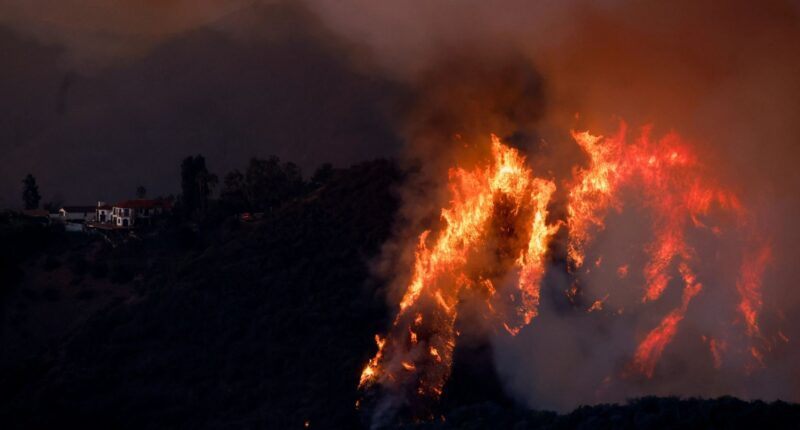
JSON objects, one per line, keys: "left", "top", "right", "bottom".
{"left": 568, "top": 123, "right": 771, "bottom": 373}
{"left": 631, "top": 263, "right": 703, "bottom": 378}
{"left": 358, "top": 135, "right": 557, "bottom": 401}
{"left": 359, "top": 121, "right": 772, "bottom": 410}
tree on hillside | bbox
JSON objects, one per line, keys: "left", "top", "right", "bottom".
{"left": 243, "top": 156, "right": 304, "bottom": 211}
{"left": 220, "top": 170, "right": 247, "bottom": 213}
{"left": 22, "top": 174, "right": 41, "bottom": 210}
{"left": 136, "top": 185, "right": 147, "bottom": 199}
{"left": 180, "top": 155, "right": 217, "bottom": 217}
{"left": 196, "top": 169, "right": 218, "bottom": 213}
{"left": 311, "top": 163, "right": 334, "bottom": 187}
{"left": 220, "top": 156, "right": 306, "bottom": 214}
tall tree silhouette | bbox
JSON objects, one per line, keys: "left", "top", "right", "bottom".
{"left": 220, "top": 170, "right": 247, "bottom": 213}
{"left": 180, "top": 155, "right": 217, "bottom": 217}
{"left": 22, "top": 174, "right": 41, "bottom": 210}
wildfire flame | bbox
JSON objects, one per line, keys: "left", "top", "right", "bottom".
{"left": 568, "top": 123, "right": 771, "bottom": 375}
{"left": 358, "top": 135, "right": 557, "bottom": 415}
{"left": 358, "top": 121, "right": 772, "bottom": 419}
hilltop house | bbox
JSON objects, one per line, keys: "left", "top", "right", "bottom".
{"left": 96, "top": 202, "right": 113, "bottom": 223}
{"left": 109, "top": 199, "right": 172, "bottom": 228}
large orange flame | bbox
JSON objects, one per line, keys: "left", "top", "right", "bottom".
{"left": 568, "top": 124, "right": 771, "bottom": 372}
{"left": 358, "top": 121, "right": 773, "bottom": 417}
{"left": 358, "top": 135, "right": 557, "bottom": 408}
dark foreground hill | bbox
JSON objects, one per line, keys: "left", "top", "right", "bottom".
{"left": 1, "top": 159, "right": 402, "bottom": 429}
{"left": 1, "top": 159, "right": 799, "bottom": 429}
{"left": 409, "top": 397, "right": 800, "bottom": 429}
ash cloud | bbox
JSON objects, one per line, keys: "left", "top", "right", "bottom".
{"left": 0, "top": 1, "right": 402, "bottom": 208}
{"left": 311, "top": 0, "right": 800, "bottom": 192}
{"left": 309, "top": 0, "right": 800, "bottom": 412}
{"left": 0, "top": 0, "right": 253, "bottom": 69}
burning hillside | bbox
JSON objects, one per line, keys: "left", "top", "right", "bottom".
{"left": 357, "top": 121, "right": 776, "bottom": 425}
{"left": 2, "top": 1, "right": 799, "bottom": 429}
{"left": 358, "top": 135, "right": 556, "bottom": 421}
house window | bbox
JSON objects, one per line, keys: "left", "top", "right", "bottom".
{"left": 122, "top": 219, "right": 129, "bottom": 227}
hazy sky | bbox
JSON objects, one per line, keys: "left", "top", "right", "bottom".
{"left": 2, "top": 0, "right": 799, "bottom": 207}
{"left": 0, "top": 1, "right": 402, "bottom": 208}
{"left": 4, "top": 0, "right": 800, "bottom": 411}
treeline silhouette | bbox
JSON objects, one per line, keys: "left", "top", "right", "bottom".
{"left": 1, "top": 155, "right": 799, "bottom": 429}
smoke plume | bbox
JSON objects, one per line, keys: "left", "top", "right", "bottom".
{"left": 311, "top": 0, "right": 800, "bottom": 413}
{"left": 3, "top": 0, "right": 800, "bottom": 413}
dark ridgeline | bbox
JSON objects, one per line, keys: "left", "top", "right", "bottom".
{"left": 407, "top": 397, "right": 800, "bottom": 429}
{"left": 219, "top": 156, "right": 305, "bottom": 215}
{"left": 2, "top": 155, "right": 799, "bottom": 429}
{"left": 0, "top": 158, "right": 403, "bottom": 429}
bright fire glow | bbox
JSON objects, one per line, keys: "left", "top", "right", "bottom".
{"left": 568, "top": 123, "right": 771, "bottom": 373}
{"left": 358, "top": 122, "right": 772, "bottom": 415}
{"left": 358, "top": 135, "right": 557, "bottom": 405}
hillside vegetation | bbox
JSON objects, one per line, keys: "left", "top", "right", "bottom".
{"left": 1, "top": 159, "right": 798, "bottom": 429}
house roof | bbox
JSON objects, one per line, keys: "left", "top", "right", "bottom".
{"left": 97, "top": 205, "right": 112, "bottom": 210}
{"left": 22, "top": 209, "right": 51, "bottom": 218}
{"left": 113, "top": 199, "right": 172, "bottom": 209}
{"left": 61, "top": 206, "right": 96, "bottom": 213}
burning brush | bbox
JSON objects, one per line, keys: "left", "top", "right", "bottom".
{"left": 357, "top": 122, "right": 772, "bottom": 425}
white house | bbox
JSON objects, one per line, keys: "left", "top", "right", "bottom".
{"left": 96, "top": 202, "right": 113, "bottom": 223}
{"left": 110, "top": 199, "right": 172, "bottom": 228}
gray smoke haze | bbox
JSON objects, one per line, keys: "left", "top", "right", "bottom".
{"left": 0, "top": 0, "right": 402, "bottom": 208}
{"left": 0, "top": 0, "right": 253, "bottom": 69}
{"left": 309, "top": 0, "right": 800, "bottom": 412}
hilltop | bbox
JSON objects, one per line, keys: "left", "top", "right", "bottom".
{"left": 1, "top": 158, "right": 798, "bottom": 429}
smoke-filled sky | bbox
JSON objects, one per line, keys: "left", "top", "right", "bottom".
{"left": 311, "top": 0, "right": 800, "bottom": 412}
{"left": 2, "top": 0, "right": 798, "bottom": 203}
{"left": 0, "top": 0, "right": 403, "bottom": 207}
{"left": 3, "top": 0, "right": 800, "bottom": 411}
